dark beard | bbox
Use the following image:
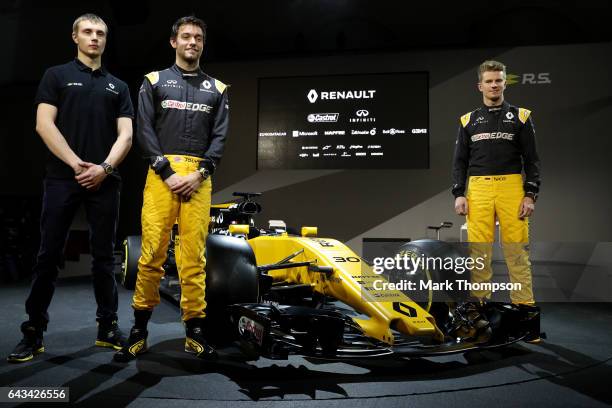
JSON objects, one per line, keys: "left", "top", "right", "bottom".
{"left": 182, "top": 49, "right": 199, "bottom": 62}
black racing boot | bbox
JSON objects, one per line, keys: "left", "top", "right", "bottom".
{"left": 517, "top": 303, "right": 543, "bottom": 344}
{"left": 113, "top": 310, "right": 151, "bottom": 363}
{"left": 7, "top": 322, "right": 45, "bottom": 363}
{"left": 184, "top": 318, "right": 217, "bottom": 360}
{"left": 96, "top": 320, "right": 126, "bottom": 350}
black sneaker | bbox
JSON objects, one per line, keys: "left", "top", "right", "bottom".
{"left": 113, "top": 327, "right": 148, "bottom": 362}
{"left": 185, "top": 319, "right": 217, "bottom": 360}
{"left": 96, "top": 320, "right": 125, "bottom": 350}
{"left": 7, "top": 322, "right": 44, "bottom": 363}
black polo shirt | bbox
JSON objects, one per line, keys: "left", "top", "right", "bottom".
{"left": 35, "top": 58, "right": 134, "bottom": 179}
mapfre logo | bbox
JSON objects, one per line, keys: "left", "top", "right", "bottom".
{"left": 507, "top": 73, "right": 551, "bottom": 85}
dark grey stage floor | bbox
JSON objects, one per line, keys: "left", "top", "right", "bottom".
{"left": 1, "top": 278, "right": 611, "bottom": 408}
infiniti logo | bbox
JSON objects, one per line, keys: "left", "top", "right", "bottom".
{"left": 167, "top": 80, "right": 177, "bottom": 84}
{"left": 356, "top": 110, "right": 369, "bottom": 117}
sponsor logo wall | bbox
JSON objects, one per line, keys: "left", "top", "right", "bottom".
{"left": 258, "top": 72, "right": 429, "bottom": 169}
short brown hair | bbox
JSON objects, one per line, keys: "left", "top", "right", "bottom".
{"left": 478, "top": 60, "right": 506, "bottom": 81}
{"left": 171, "top": 15, "right": 207, "bottom": 41}
{"left": 72, "top": 13, "right": 108, "bottom": 34}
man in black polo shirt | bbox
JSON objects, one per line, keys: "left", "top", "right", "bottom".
{"left": 7, "top": 13, "right": 134, "bottom": 363}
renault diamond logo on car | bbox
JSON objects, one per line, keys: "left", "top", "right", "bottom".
{"left": 356, "top": 110, "right": 369, "bottom": 117}
{"left": 307, "top": 89, "right": 318, "bottom": 103}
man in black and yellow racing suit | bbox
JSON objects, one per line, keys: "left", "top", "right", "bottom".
{"left": 115, "top": 15, "right": 229, "bottom": 362}
{"left": 452, "top": 60, "right": 541, "bottom": 313}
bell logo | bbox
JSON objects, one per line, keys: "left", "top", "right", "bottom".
{"left": 307, "top": 89, "right": 318, "bottom": 103}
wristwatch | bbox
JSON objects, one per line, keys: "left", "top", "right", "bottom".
{"left": 198, "top": 167, "right": 209, "bottom": 180}
{"left": 101, "top": 162, "right": 114, "bottom": 175}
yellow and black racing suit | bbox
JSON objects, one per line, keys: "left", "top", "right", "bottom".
{"left": 133, "top": 64, "right": 229, "bottom": 320}
{"left": 452, "top": 101, "right": 540, "bottom": 304}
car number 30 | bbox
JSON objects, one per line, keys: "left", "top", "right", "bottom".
{"left": 332, "top": 256, "right": 360, "bottom": 263}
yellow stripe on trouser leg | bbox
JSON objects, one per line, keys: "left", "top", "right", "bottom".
{"left": 466, "top": 176, "right": 495, "bottom": 300}
{"left": 176, "top": 164, "right": 211, "bottom": 321}
{"left": 494, "top": 175, "right": 534, "bottom": 304}
{"left": 133, "top": 168, "right": 180, "bottom": 310}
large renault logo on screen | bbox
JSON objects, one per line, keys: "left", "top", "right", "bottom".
{"left": 307, "top": 89, "right": 377, "bottom": 103}
{"left": 307, "top": 89, "right": 319, "bottom": 103}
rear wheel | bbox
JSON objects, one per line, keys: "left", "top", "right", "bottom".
{"left": 204, "top": 234, "right": 259, "bottom": 343}
{"left": 122, "top": 235, "right": 141, "bottom": 290}
{"left": 205, "top": 234, "right": 259, "bottom": 308}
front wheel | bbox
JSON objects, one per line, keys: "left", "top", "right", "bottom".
{"left": 122, "top": 235, "right": 141, "bottom": 290}
{"left": 393, "top": 239, "right": 468, "bottom": 311}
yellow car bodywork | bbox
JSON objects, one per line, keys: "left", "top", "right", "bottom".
{"left": 246, "top": 231, "right": 445, "bottom": 344}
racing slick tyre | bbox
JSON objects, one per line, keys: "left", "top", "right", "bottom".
{"left": 205, "top": 234, "right": 259, "bottom": 308}
{"left": 393, "top": 239, "right": 468, "bottom": 311}
{"left": 203, "top": 234, "right": 259, "bottom": 342}
{"left": 122, "top": 235, "right": 141, "bottom": 290}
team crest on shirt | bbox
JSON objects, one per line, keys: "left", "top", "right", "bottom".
{"left": 199, "top": 80, "right": 213, "bottom": 93}
{"left": 105, "top": 82, "right": 119, "bottom": 94}
{"left": 503, "top": 111, "right": 516, "bottom": 123}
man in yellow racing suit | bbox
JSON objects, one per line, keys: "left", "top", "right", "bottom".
{"left": 452, "top": 60, "right": 541, "bottom": 311}
{"left": 115, "top": 15, "right": 229, "bottom": 362}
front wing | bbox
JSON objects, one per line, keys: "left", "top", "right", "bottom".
{"left": 228, "top": 301, "right": 541, "bottom": 360}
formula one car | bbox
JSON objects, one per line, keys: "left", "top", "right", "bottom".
{"left": 121, "top": 192, "right": 541, "bottom": 360}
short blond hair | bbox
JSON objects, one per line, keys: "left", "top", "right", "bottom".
{"left": 478, "top": 60, "right": 506, "bottom": 81}
{"left": 72, "top": 13, "right": 108, "bottom": 34}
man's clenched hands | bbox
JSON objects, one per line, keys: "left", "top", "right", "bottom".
{"left": 165, "top": 172, "right": 203, "bottom": 200}
{"left": 75, "top": 161, "right": 107, "bottom": 191}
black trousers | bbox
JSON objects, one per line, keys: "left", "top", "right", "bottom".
{"left": 25, "top": 177, "right": 121, "bottom": 327}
